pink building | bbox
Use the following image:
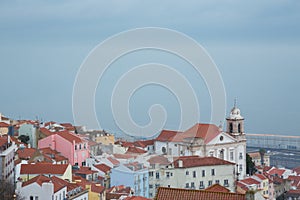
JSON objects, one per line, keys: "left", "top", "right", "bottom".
{"left": 38, "top": 130, "right": 89, "bottom": 166}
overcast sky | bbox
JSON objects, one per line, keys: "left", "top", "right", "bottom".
{"left": 0, "top": 1, "right": 299, "bottom": 136}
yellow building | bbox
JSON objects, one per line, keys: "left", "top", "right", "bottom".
{"left": 0, "top": 122, "right": 9, "bottom": 135}
{"left": 86, "top": 183, "right": 106, "bottom": 200}
{"left": 95, "top": 133, "right": 115, "bottom": 145}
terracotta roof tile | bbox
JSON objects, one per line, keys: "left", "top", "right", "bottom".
{"left": 17, "top": 148, "right": 38, "bottom": 160}
{"left": 124, "top": 196, "right": 151, "bottom": 200}
{"left": 39, "top": 127, "right": 54, "bottom": 136}
{"left": 0, "top": 122, "right": 9, "bottom": 127}
{"left": 91, "top": 183, "right": 105, "bottom": 193}
{"left": 204, "top": 183, "right": 231, "bottom": 193}
{"left": 156, "top": 130, "right": 181, "bottom": 142}
{"left": 22, "top": 175, "right": 66, "bottom": 193}
{"left": 182, "top": 123, "right": 221, "bottom": 144}
{"left": 173, "top": 156, "right": 235, "bottom": 168}
{"left": 133, "top": 139, "right": 154, "bottom": 148}
{"left": 94, "top": 163, "right": 111, "bottom": 173}
{"left": 125, "top": 146, "right": 147, "bottom": 154}
{"left": 20, "top": 163, "right": 69, "bottom": 175}
{"left": 148, "top": 155, "right": 170, "bottom": 165}
{"left": 107, "top": 157, "right": 120, "bottom": 166}
{"left": 57, "top": 130, "right": 83, "bottom": 144}
{"left": 74, "top": 166, "right": 97, "bottom": 175}
{"left": 240, "top": 178, "right": 261, "bottom": 185}
{"left": 154, "top": 187, "right": 245, "bottom": 200}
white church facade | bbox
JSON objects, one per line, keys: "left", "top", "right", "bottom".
{"left": 154, "top": 103, "right": 247, "bottom": 180}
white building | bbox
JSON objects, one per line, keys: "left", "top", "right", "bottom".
{"left": 148, "top": 156, "right": 236, "bottom": 197}
{"left": 154, "top": 103, "right": 247, "bottom": 180}
{"left": 0, "top": 135, "right": 16, "bottom": 183}
{"left": 19, "top": 175, "right": 89, "bottom": 200}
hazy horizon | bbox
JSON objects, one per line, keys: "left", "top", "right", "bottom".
{"left": 1, "top": 1, "right": 299, "bottom": 136}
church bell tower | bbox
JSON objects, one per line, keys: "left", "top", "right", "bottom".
{"left": 226, "top": 99, "right": 244, "bottom": 138}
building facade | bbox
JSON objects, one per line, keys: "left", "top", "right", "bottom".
{"left": 0, "top": 135, "right": 16, "bottom": 183}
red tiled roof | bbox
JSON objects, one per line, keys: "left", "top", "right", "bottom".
{"left": 148, "top": 155, "right": 170, "bottom": 165}
{"left": 173, "top": 156, "right": 235, "bottom": 168}
{"left": 0, "top": 136, "right": 8, "bottom": 146}
{"left": 254, "top": 173, "right": 267, "bottom": 180}
{"left": 17, "top": 148, "right": 38, "bottom": 160}
{"left": 268, "top": 168, "right": 285, "bottom": 177}
{"left": 106, "top": 193, "right": 123, "bottom": 200}
{"left": 182, "top": 123, "right": 221, "bottom": 144}
{"left": 107, "top": 157, "right": 120, "bottom": 166}
{"left": 124, "top": 196, "right": 151, "bottom": 200}
{"left": 91, "top": 183, "right": 105, "bottom": 193}
{"left": 22, "top": 175, "right": 66, "bottom": 193}
{"left": 133, "top": 139, "right": 154, "bottom": 148}
{"left": 293, "top": 166, "right": 300, "bottom": 175}
{"left": 154, "top": 187, "right": 245, "bottom": 200}
{"left": 125, "top": 146, "right": 147, "bottom": 154}
{"left": 75, "top": 167, "right": 97, "bottom": 175}
{"left": 94, "top": 163, "right": 111, "bottom": 173}
{"left": 113, "top": 154, "right": 136, "bottom": 159}
{"left": 57, "top": 130, "right": 83, "bottom": 144}
{"left": 204, "top": 183, "right": 231, "bottom": 193}
{"left": 39, "top": 127, "right": 54, "bottom": 136}
{"left": 240, "top": 178, "right": 260, "bottom": 185}
{"left": 20, "top": 163, "right": 69, "bottom": 175}
{"left": 156, "top": 130, "right": 181, "bottom": 142}
{"left": 0, "top": 122, "right": 9, "bottom": 127}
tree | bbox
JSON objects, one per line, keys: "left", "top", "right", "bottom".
{"left": 246, "top": 153, "right": 256, "bottom": 176}
{"left": 259, "top": 148, "right": 266, "bottom": 166}
{"left": 18, "top": 135, "right": 30, "bottom": 144}
{"left": 0, "top": 180, "right": 24, "bottom": 200}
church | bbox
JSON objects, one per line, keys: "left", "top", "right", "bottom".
{"left": 154, "top": 103, "right": 247, "bottom": 180}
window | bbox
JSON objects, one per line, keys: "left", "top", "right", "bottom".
{"left": 239, "top": 164, "right": 243, "bottom": 172}
{"left": 215, "top": 180, "right": 220, "bottom": 184}
{"left": 166, "top": 172, "right": 170, "bottom": 178}
{"left": 149, "top": 184, "right": 153, "bottom": 189}
{"left": 219, "top": 149, "right": 224, "bottom": 159}
{"left": 199, "top": 181, "right": 204, "bottom": 189}
{"left": 209, "top": 151, "right": 214, "bottom": 157}
{"left": 202, "top": 170, "right": 205, "bottom": 177}
{"left": 149, "top": 172, "right": 153, "bottom": 177}
{"left": 239, "top": 152, "right": 243, "bottom": 159}
{"left": 211, "top": 169, "right": 215, "bottom": 176}
{"left": 224, "top": 179, "right": 229, "bottom": 187}
{"left": 185, "top": 183, "right": 189, "bottom": 188}
{"left": 75, "top": 145, "right": 77, "bottom": 150}
{"left": 208, "top": 180, "right": 212, "bottom": 186}
{"left": 162, "top": 147, "right": 166, "bottom": 154}
{"left": 230, "top": 151, "right": 234, "bottom": 161}
{"left": 35, "top": 197, "right": 39, "bottom": 200}
{"left": 155, "top": 184, "right": 160, "bottom": 188}
{"left": 170, "top": 173, "right": 173, "bottom": 176}
{"left": 238, "top": 123, "right": 241, "bottom": 133}
{"left": 193, "top": 171, "right": 196, "bottom": 178}
{"left": 186, "top": 171, "right": 189, "bottom": 175}
{"left": 191, "top": 182, "right": 195, "bottom": 188}
{"left": 168, "top": 185, "right": 170, "bottom": 188}
{"left": 30, "top": 197, "right": 34, "bottom": 200}
{"left": 229, "top": 123, "right": 233, "bottom": 133}
{"left": 79, "top": 144, "right": 82, "bottom": 149}
{"left": 150, "top": 193, "right": 153, "bottom": 197}
{"left": 84, "top": 143, "right": 86, "bottom": 149}
{"left": 156, "top": 172, "right": 160, "bottom": 179}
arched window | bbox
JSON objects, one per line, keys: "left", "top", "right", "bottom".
{"left": 219, "top": 149, "right": 224, "bottom": 160}
{"left": 229, "top": 123, "right": 233, "bottom": 133}
{"left": 238, "top": 123, "right": 241, "bottom": 133}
